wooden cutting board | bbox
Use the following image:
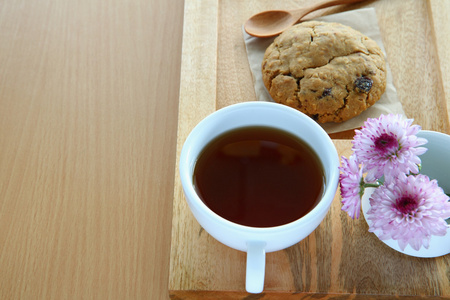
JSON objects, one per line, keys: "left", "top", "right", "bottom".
{"left": 169, "top": 0, "right": 450, "bottom": 298}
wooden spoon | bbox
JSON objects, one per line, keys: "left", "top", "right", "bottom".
{"left": 244, "top": 0, "right": 366, "bottom": 38}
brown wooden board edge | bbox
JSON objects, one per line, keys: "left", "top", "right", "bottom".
{"left": 168, "top": 0, "right": 220, "bottom": 293}
{"left": 169, "top": 290, "right": 446, "bottom": 300}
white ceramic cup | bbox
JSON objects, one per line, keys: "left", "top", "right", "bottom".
{"left": 179, "top": 102, "right": 339, "bottom": 293}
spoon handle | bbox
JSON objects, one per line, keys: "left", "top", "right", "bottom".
{"left": 291, "top": 0, "right": 366, "bottom": 22}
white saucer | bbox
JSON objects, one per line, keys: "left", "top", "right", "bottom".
{"left": 362, "top": 188, "right": 450, "bottom": 258}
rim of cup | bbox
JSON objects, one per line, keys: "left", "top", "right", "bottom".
{"left": 179, "top": 101, "right": 340, "bottom": 234}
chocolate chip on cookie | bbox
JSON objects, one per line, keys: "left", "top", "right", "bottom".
{"left": 355, "top": 77, "right": 373, "bottom": 93}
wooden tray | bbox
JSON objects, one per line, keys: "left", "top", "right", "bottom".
{"left": 169, "top": 0, "right": 450, "bottom": 298}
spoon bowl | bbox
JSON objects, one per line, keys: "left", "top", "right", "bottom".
{"left": 245, "top": 11, "right": 297, "bottom": 37}
{"left": 244, "top": 0, "right": 366, "bottom": 38}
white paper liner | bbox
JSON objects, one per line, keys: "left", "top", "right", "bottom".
{"left": 243, "top": 8, "right": 405, "bottom": 133}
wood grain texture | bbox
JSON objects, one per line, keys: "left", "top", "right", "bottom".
{"left": 169, "top": 0, "right": 450, "bottom": 298}
{"left": 427, "top": 0, "right": 450, "bottom": 126}
{"left": 169, "top": 0, "right": 220, "bottom": 292}
{"left": 0, "top": 0, "right": 184, "bottom": 299}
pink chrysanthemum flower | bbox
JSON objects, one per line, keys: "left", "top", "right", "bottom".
{"left": 352, "top": 114, "right": 428, "bottom": 181}
{"left": 367, "top": 173, "right": 450, "bottom": 251}
{"left": 339, "top": 155, "right": 365, "bottom": 219}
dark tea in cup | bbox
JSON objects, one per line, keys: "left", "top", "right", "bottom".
{"left": 193, "top": 126, "right": 325, "bottom": 228}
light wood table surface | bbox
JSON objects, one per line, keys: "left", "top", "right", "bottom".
{"left": 2, "top": 0, "right": 450, "bottom": 299}
{"left": 0, "top": 0, "right": 184, "bottom": 299}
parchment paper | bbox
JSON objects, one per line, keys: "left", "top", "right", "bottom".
{"left": 243, "top": 8, "right": 405, "bottom": 133}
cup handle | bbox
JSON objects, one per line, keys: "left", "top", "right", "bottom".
{"left": 245, "top": 241, "right": 266, "bottom": 293}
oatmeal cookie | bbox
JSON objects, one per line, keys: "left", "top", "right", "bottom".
{"left": 262, "top": 21, "right": 387, "bottom": 123}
